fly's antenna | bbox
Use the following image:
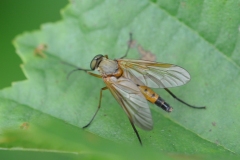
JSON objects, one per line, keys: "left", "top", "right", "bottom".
{"left": 61, "top": 61, "right": 91, "bottom": 79}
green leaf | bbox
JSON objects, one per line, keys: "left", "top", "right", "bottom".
{"left": 1, "top": 0, "right": 240, "bottom": 159}
{"left": 0, "top": 103, "right": 172, "bottom": 160}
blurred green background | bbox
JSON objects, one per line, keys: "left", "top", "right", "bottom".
{"left": 0, "top": 0, "right": 68, "bottom": 89}
{"left": 0, "top": 1, "right": 72, "bottom": 159}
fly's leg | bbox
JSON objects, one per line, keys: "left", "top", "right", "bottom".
{"left": 82, "top": 87, "right": 108, "bottom": 128}
{"left": 62, "top": 61, "right": 101, "bottom": 79}
{"left": 128, "top": 118, "right": 142, "bottom": 145}
{"left": 67, "top": 68, "right": 101, "bottom": 79}
{"left": 119, "top": 33, "right": 133, "bottom": 59}
{"left": 164, "top": 88, "right": 206, "bottom": 109}
{"left": 86, "top": 71, "right": 102, "bottom": 78}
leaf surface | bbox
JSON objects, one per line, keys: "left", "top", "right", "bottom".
{"left": 1, "top": 0, "right": 240, "bottom": 158}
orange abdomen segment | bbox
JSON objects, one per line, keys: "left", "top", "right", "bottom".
{"left": 138, "top": 85, "right": 158, "bottom": 103}
{"left": 137, "top": 85, "right": 172, "bottom": 112}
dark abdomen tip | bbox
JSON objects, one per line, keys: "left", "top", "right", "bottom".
{"left": 155, "top": 97, "right": 173, "bottom": 112}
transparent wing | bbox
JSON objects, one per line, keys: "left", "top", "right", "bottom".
{"left": 104, "top": 76, "right": 153, "bottom": 130}
{"left": 119, "top": 59, "right": 190, "bottom": 88}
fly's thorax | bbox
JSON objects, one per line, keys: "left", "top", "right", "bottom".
{"left": 98, "top": 58, "right": 123, "bottom": 77}
{"left": 104, "top": 76, "right": 117, "bottom": 83}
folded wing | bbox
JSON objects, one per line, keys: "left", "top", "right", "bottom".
{"left": 104, "top": 76, "right": 153, "bottom": 130}
{"left": 119, "top": 59, "right": 190, "bottom": 88}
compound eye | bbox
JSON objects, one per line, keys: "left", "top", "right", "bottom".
{"left": 90, "top": 54, "right": 103, "bottom": 70}
{"left": 90, "top": 59, "right": 97, "bottom": 70}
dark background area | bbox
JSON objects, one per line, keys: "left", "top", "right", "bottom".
{"left": 0, "top": 0, "right": 68, "bottom": 89}
{"left": 0, "top": 2, "right": 84, "bottom": 159}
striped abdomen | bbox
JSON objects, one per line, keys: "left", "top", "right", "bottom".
{"left": 137, "top": 85, "right": 173, "bottom": 112}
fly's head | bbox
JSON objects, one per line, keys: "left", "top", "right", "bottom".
{"left": 90, "top": 54, "right": 105, "bottom": 70}
{"left": 90, "top": 54, "right": 119, "bottom": 77}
